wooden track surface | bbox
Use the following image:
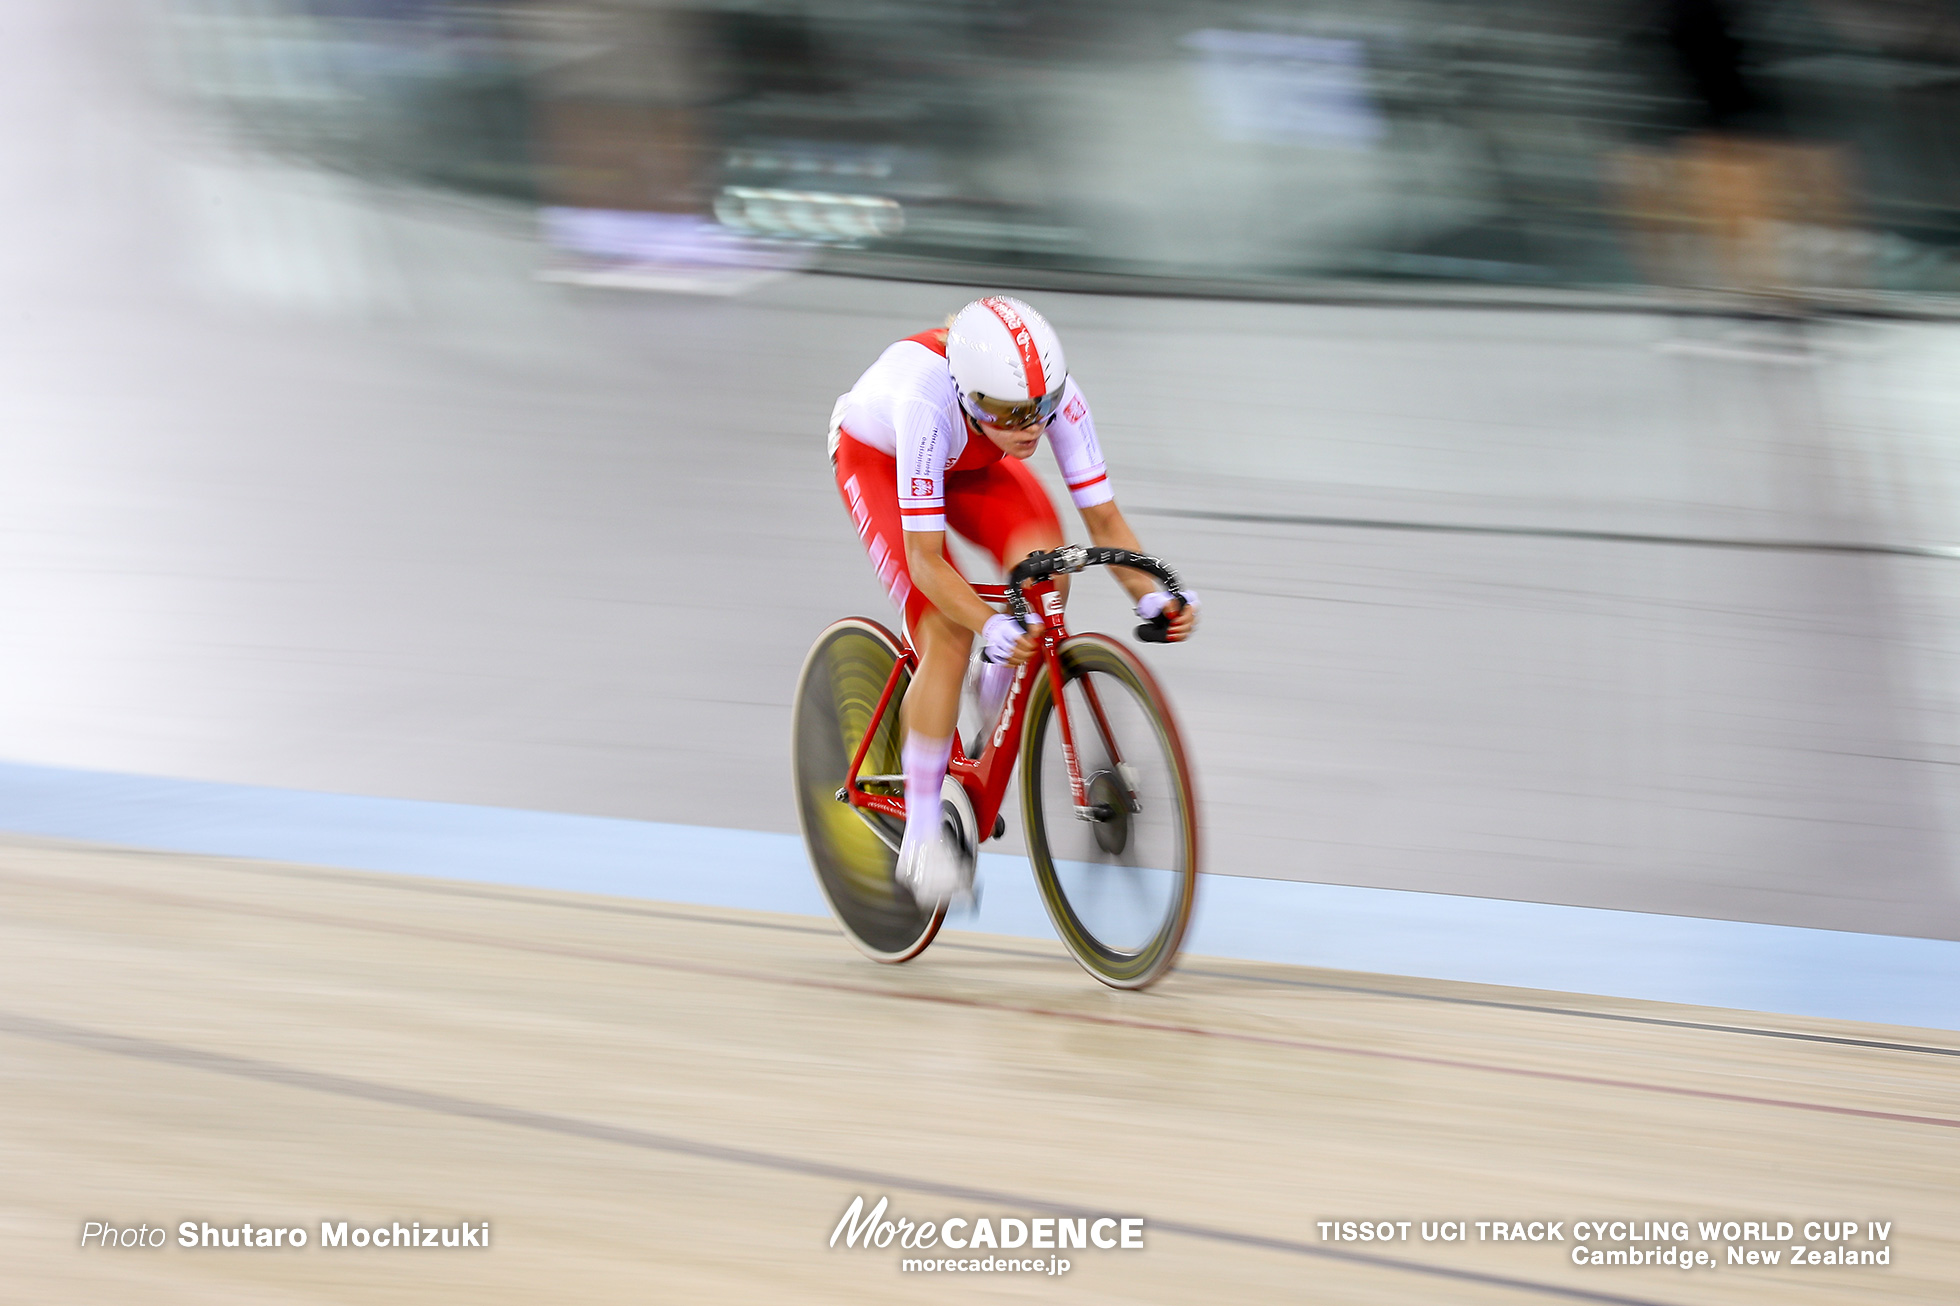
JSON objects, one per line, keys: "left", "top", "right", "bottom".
{"left": 3, "top": 834, "right": 1955, "bottom": 1304}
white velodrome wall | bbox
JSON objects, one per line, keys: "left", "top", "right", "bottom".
{"left": 6, "top": 2, "right": 1960, "bottom": 940}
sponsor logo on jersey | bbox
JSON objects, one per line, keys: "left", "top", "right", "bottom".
{"left": 1063, "top": 396, "right": 1086, "bottom": 423}
{"left": 910, "top": 477, "right": 935, "bottom": 498}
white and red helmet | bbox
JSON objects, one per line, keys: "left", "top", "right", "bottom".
{"left": 946, "top": 296, "right": 1068, "bottom": 428}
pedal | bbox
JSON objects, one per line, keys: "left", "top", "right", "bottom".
{"left": 940, "top": 778, "right": 982, "bottom": 911}
{"left": 991, "top": 815, "right": 1006, "bottom": 840}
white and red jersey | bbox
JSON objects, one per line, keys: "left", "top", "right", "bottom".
{"left": 828, "top": 328, "right": 1112, "bottom": 533}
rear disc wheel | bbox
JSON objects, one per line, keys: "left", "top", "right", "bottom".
{"left": 792, "top": 618, "right": 944, "bottom": 961}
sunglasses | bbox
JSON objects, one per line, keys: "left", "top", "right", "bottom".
{"left": 961, "top": 387, "right": 1066, "bottom": 430}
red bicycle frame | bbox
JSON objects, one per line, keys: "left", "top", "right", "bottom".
{"left": 838, "top": 576, "right": 1127, "bottom": 839}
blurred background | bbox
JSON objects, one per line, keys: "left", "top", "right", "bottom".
{"left": 6, "top": 0, "right": 1960, "bottom": 940}
{"left": 12, "top": 11, "right": 1960, "bottom": 1295}
{"left": 147, "top": 0, "right": 1960, "bottom": 301}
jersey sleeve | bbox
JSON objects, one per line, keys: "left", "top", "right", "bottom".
{"left": 1045, "top": 379, "right": 1114, "bottom": 509}
{"left": 895, "top": 399, "right": 955, "bottom": 532}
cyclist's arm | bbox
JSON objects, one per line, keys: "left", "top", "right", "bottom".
{"left": 904, "top": 531, "right": 1040, "bottom": 664}
{"left": 903, "top": 531, "right": 1001, "bottom": 636}
{"left": 1079, "top": 500, "right": 1198, "bottom": 641}
{"left": 1047, "top": 385, "right": 1190, "bottom": 630}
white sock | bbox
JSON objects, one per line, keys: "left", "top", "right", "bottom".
{"left": 975, "top": 661, "right": 1015, "bottom": 732}
{"left": 901, "top": 731, "right": 953, "bottom": 852}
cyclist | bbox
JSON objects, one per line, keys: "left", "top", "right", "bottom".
{"left": 827, "top": 295, "right": 1197, "bottom": 908}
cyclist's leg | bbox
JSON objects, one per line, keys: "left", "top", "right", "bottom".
{"left": 833, "top": 437, "right": 927, "bottom": 627}
{"left": 834, "top": 436, "right": 972, "bottom": 881}
{"left": 946, "top": 458, "right": 1065, "bottom": 723}
{"left": 948, "top": 456, "right": 1066, "bottom": 594}
{"left": 898, "top": 607, "right": 970, "bottom": 858}
{"left": 899, "top": 607, "right": 968, "bottom": 738}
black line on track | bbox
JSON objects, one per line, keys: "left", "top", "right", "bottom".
{"left": 1174, "top": 968, "right": 1960, "bottom": 1059}
{"left": 0, "top": 1009, "right": 1684, "bottom": 1306}
{"left": 197, "top": 858, "right": 842, "bottom": 940}
{"left": 1129, "top": 506, "right": 1960, "bottom": 561}
{"left": 14, "top": 843, "right": 1957, "bottom": 1060}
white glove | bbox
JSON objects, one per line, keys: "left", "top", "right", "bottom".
{"left": 980, "top": 612, "right": 1040, "bottom": 664}
{"left": 1135, "top": 590, "right": 1200, "bottom": 620}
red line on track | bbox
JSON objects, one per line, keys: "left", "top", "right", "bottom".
{"left": 6, "top": 867, "right": 1957, "bottom": 1130}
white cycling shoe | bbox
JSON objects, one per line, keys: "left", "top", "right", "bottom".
{"left": 896, "top": 827, "right": 975, "bottom": 912}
